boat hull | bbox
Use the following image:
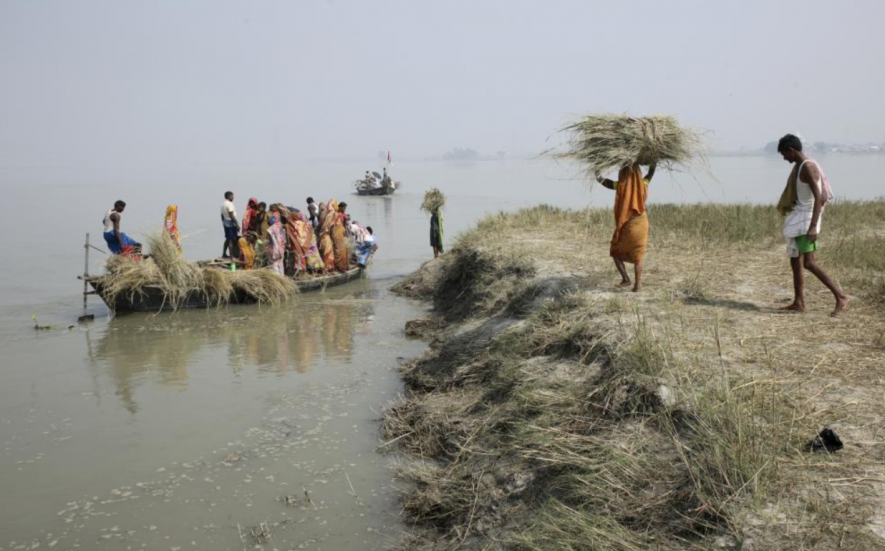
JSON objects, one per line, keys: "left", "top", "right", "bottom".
{"left": 86, "top": 267, "right": 365, "bottom": 314}
{"left": 355, "top": 185, "right": 396, "bottom": 196}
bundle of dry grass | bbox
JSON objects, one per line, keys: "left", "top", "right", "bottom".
{"left": 99, "top": 231, "right": 296, "bottom": 310}
{"left": 227, "top": 269, "right": 296, "bottom": 306}
{"left": 553, "top": 114, "right": 705, "bottom": 176}
{"left": 202, "top": 267, "right": 234, "bottom": 307}
{"left": 101, "top": 254, "right": 163, "bottom": 306}
{"left": 420, "top": 188, "right": 446, "bottom": 213}
{"left": 145, "top": 232, "right": 204, "bottom": 306}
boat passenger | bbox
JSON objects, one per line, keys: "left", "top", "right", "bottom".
{"left": 238, "top": 232, "right": 256, "bottom": 270}
{"left": 241, "top": 198, "right": 258, "bottom": 236}
{"left": 306, "top": 197, "right": 318, "bottom": 229}
{"left": 221, "top": 191, "right": 240, "bottom": 259}
{"left": 356, "top": 226, "right": 377, "bottom": 268}
{"left": 164, "top": 204, "right": 181, "bottom": 251}
{"left": 331, "top": 201, "right": 350, "bottom": 272}
{"left": 253, "top": 202, "right": 269, "bottom": 238}
{"left": 266, "top": 211, "right": 287, "bottom": 276}
{"left": 103, "top": 200, "right": 141, "bottom": 255}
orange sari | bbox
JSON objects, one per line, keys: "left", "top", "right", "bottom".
{"left": 332, "top": 218, "right": 349, "bottom": 272}
{"left": 610, "top": 166, "right": 649, "bottom": 264}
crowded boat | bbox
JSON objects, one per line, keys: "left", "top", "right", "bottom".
{"left": 104, "top": 193, "right": 378, "bottom": 278}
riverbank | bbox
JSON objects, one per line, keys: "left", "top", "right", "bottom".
{"left": 386, "top": 200, "right": 885, "bottom": 550}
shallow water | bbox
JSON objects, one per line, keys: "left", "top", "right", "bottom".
{"left": 1, "top": 283, "right": 427, "bottom": 550}
{"left": 0, "top": 156, "right": 882, "bottom": 549}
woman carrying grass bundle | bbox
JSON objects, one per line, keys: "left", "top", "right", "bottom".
{"left": 421, "top": 188, "right": 446, "bottom": 258}
{"left": 430, "top": 209, "right": 443, "bottom": 258}
{"left": 597, "top": 162, "right": 656, "bottom": 292}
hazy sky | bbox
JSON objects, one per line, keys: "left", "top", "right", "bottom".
{"left": 2, "top": 0, "right": 883, "bottom": 168}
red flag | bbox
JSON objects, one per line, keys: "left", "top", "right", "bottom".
{"left": 387, "top": 151, "right": 392, "bottom": 166}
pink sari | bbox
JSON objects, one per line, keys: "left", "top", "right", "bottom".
{"left": 267, "top": 214, "right": 287, "bottom": 276}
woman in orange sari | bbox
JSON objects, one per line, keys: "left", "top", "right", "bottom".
{"left": 284, "top": 211, "right": 307, "bottom": 273}
{"left": 318, "top": 201, "right": 337, "bottom": 272}
{"left": 597, "top": 162, "right": 656, "bottom": 292}
{"left": 331, "top": 213, "right": 349, "bottom": 272}
{"left": 164, "top": 204, "right": 181, "bottom": 251}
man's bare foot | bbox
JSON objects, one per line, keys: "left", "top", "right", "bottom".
{"left": 617, "top": 280, "right": 632, "bottom": 288}
{"left": 780, "top": 302, "right": 805, "bottom": 312}
{"left": 632, "top": 285, "right": 642, "bottom": 293}
{"left": 831, "top": 295, "right": 850, "bottom": 317}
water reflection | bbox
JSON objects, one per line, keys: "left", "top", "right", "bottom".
{"left": 90, "top": 295, "right": 374, "bottom": 413}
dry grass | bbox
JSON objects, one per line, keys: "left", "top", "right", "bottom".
{"left": 552, "top": 114, "right": 706, "bottom": 176}
{"left": 388, "top": 200, "right": 885, "bottom": 550}
{"left": 97, "top": 231, "right": 296, "bottom": 311}
{"left": 421, "top": 187, "right": 446, "bottom": 213}
{"left": 227, "top": 269, "right": 296, "bottom": 306}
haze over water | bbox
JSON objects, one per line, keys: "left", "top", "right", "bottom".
{"left": 2, "top": 0, "right": 884, "bottom": 549}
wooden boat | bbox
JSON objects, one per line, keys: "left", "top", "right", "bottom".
{"left": 82, "top": 265, "right": 366, "bottom": 314}
{"left": 353, "top": 174, "right": 399, "bottom": 196}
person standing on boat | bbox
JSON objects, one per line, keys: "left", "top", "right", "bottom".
{"left": 306, "top": 197, "right": 318, "bottom": 229}
{"left": 220, "top": 191, "right": 240, "bottom": 259}
{"left": 356, "top": 226, "right": 377, "bottom": 268}
{"left": 103, "top": 200, "right": 141, "bottom": 255}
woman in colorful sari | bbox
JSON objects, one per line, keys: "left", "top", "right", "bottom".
{"left": 164, "top": 204, "right": 181, "bottom": 251}
{"left": 597, "top": 162, "right": 656, "bottom": 292}
{"left": 327, "top": 200, "right": 349, "bottom": 272}
{"left": 285, "top": 211, "right": 308, "bottom": 273}
{"left": 238, "top": 234, "right": 255, "bottom": 269}
{"left": 317, "top": 201, "right": 336, "bottom": 272}
{"left": 303, "top": 217, "right": 325, "bottom": 272}
{"left": 266, "top": 212, "right": 287, "bottom": 276}
{"left": 241, "top": 198, "right": 259, "bottom": 234}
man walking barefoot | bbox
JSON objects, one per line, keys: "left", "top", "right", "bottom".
{"left": 776, "top": 134, "right": 849, "bottom": 316}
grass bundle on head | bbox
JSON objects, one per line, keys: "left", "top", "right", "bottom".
{"left": 227, "top": 269, "right": 297, "bottom": 306}
{"left": 421, "top": 188, "right": 446, "bottom": 214}
{"left": 552, "top": 114, "right": 705, "bottom": 177}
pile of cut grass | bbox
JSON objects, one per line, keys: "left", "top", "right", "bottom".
{"left": 227, "top": 269, "right": 296, "bottom": 307}
{"left": 553, "top": 114, "right": 705, "bottom": 176}
{"left": 98, "top": 231, "right": 295, "bottom": 311}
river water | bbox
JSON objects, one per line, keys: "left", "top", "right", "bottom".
{"left": 0, "top": 155, "right": 882, "bottom": 550}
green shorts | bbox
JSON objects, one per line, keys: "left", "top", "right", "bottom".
{"left": 787, "top": 235, "right": 818, "bottom": 257}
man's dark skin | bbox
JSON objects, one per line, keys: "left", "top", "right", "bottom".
{"left": 778, "top": 146, "right": 849, "bottom": 316}
{"left": 596, "top": 162, "right": 656, "bottom": 292}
